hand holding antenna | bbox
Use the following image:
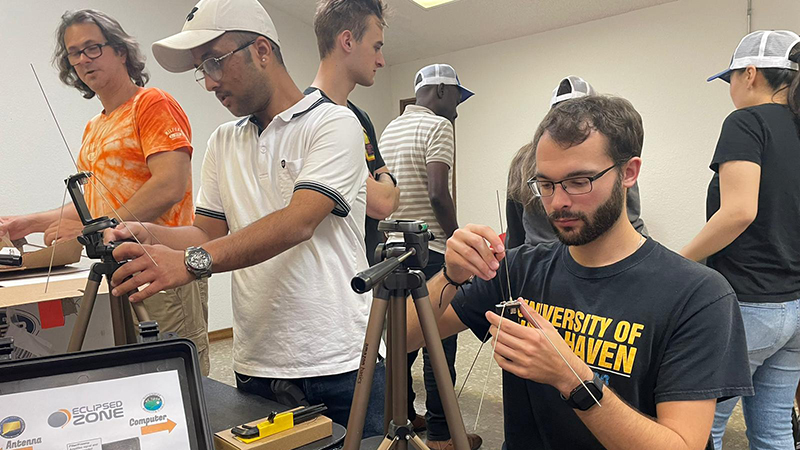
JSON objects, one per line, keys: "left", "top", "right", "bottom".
{"left": 485, "top": 300, "right": 601, "bottom": 407}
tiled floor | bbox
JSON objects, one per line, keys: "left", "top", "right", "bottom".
{"left": 208, "top": 334, "right": 749, "bottom": 449}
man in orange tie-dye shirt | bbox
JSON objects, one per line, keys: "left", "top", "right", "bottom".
{"left": 0, "top": 9, "right": 209, "bottom": 373}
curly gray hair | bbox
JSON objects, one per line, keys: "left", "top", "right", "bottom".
{"left": 53, "top": 9, "right": 149, "bottom": 99}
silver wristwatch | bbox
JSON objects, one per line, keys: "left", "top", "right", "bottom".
{"left": 184, "top": 246, "right": 212, "bottom": 279}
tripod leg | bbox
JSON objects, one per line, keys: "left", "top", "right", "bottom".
{"left": 378, "top": 436, "right": 401, "bottom": 450}
{"left": 408, "top": 433, "right": 432, "bottom": 450}
{"left": 343, "top": 294, "right": 391, "bottom": 450}
{"left": 107, "top": 277, "right": 151, "bottom": 345}
{"left": 413, "top": 293, "right": 470, "bottom": 450}
{"left": 131, "top": 300, "right": 150, "bottom": 323}
{"left": 117, "top": 292, "right": 138, "bottom": 345}
{"left": 385, "top": 301, "right": 393, "bottom": 433}
{"left": 67, "top": 278, "right": 101, "bottom": 352}
{"left": 390, "top": 292, "right": 409, "bottom": 450}
{"left": 108, "top": 285, "right": 127, "bottom": 346}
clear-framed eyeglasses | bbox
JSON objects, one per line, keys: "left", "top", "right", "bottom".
{"left": 194, "top": 39, "right": 257, "bottom": 87}
{"left": 67, "top": 43, "right": 110, "bottom": 66}
{"left": 527, "top": 163, "right": 620, "bottom": 197}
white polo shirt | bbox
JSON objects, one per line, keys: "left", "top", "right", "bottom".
{"left": 195, "top": 91, "right": 371, "bottom": 378}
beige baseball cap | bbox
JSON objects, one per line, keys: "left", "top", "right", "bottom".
{"left": 152, "top": 0, "right": 280, "bottom": 73}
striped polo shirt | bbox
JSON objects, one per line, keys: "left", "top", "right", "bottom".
{"left": 380, "top": 105, "right": 454, "bottom": 254}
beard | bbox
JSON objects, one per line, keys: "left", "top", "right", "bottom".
{"left": 221, "top": 61, "right": 272, "bottom": 118}
{"left": 548, "top": 177, "right": 625, "bottom": 246}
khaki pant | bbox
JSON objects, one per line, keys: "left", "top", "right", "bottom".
{"left": 139, "top": 279, "right": 210, "bottom": 375}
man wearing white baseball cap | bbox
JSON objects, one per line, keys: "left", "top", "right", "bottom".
{"left": 108, "top": 0, "right": 385, "bottom": 435}
{"left": 381, "top": 63, "right": 481, "bottom": 450}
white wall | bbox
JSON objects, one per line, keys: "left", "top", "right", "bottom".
{"left": 385, "top": 0, "right": 800, "bottom": 251}
{"left": 0, "top": 0, "right": 392, "bottom": 332}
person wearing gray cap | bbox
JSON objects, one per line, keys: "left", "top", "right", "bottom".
{"left": 381, "top": 63, "right": 481, "bottom": 450}
{"left": 505, "top": 76, "right": 647, "bottom": 250}
{"left": 681, "top": 30, "right": 800, "bottom": 450}
{"left": 106, "top": 0, "right": 385, "bottom": 436}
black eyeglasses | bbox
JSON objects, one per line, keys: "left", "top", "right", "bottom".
{"left": 194, "top": 40, "right": 257, "bottom": 86}
{"left": 67, "top": 43, "right": 110, "bottom": 66}
{"left": 527, "top": 164, "right": 619, "bottom": 197}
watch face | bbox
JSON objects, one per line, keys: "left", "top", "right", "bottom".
{"left": 188, "top": 250, "right": 211, "bottom": 270}
{"left": 573, "top": 378, "right": 604, "bottom": 411}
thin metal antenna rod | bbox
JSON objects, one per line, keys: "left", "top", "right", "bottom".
{"left": 495, "top": 190, "right": 513, "bottom": 302}
{"left": 474, "top": 302, "right": 506, "bottom": 431}
{"left": 45, "top": 184, "right": 69, "bottom": 293}
{"left": 456, "top": 328, "right": 490, "bottom": 399}
{"left": 31, "top": 64, "right": 79, "bottom": 171}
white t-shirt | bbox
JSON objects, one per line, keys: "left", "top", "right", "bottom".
{"left": 195, "top": 91, "right": 372, "bottom": 378}
{"left": 380, "top": 105, "right": 455, "bottom": 254}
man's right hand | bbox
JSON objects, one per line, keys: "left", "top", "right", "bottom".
{"left": 444, "top": 224, "right": 505, "bottom": 282}
{"left": 0, "top": 216, "right": 35, "bottom": 241}
{"left": 103, "top": 222, "right": 153, "bottom": 246}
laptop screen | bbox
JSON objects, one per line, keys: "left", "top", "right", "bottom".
{"left": 0, "top": 344, "right": 211, "bottom": 450}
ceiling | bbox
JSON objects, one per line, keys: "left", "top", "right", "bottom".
{"left": 263, "top": 0, "right": 676, "bottom": 65}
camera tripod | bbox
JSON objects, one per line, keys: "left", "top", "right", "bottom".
{"left": 344, "top": 220, "right": 470, "bottom": 450}
{"left": 62, "top": 172, "right": 150, "bottom": 352}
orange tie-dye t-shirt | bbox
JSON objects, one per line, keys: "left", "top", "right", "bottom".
{"left": 77, "top": 87, "right": 194, "bottom": 227}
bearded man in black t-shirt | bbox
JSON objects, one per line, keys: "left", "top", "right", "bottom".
{"left": 405, "top": 95, "right": 753, "bottom": 450}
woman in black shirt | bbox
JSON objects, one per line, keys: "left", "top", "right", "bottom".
{"left": 681, "top": 30, "right": 800, "bottom": 450}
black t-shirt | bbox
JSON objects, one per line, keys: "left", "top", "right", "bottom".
{"left": 304, "top": 87, "right": 387, "bottom": 265}
{"left": 707, "top": 104, "right": 800, "bottom": 303}
{"left": 451, "top": 239, "right": 752, "bottom": 450}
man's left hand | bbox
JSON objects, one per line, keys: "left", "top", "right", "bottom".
{"left": 486, "top": 299, "right": 593, "bottom": 397}
{"left": 110, "top": 242, "right": 193, "bottom": 302}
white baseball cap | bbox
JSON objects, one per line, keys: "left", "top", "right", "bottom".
{"left": 414, "top": 64, "right": 474, "bottom": 104}
{"left": 550, "top": 76, "right": 596, "bottom": 107}
{"left": 708, "top": 30, "right": 800, "bottom": 83}
{"left": 152, "top": 0, "right": 281, "bottom": 73}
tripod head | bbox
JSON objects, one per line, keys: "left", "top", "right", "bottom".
{"left": 351, "top": 220, "right": 434, "bottom": 293}
{"left": 66, "top": 172, "right": 127, "bottom": 264}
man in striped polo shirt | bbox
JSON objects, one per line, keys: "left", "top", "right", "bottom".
{"left": 380, "top": 64, "right": 479, "bottom": 450}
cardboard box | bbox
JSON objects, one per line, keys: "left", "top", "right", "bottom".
{"left": 0, "top": 271, "right": 113, "bottom": 359}
{"left": 0, "top": 237, "right": 83, "bottom": 273}
{"left": 214, "top": 415, "right": 333, "bottom": 450}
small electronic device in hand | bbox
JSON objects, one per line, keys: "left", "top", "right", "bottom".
{"left": 495, "top": 300, "right": 522, "bottom": 324}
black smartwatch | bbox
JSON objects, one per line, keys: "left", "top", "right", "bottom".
{"left": 561, "top": 371, "right": 604, "bottom": 411}
{"left": 377, "top": 171, "right": 397, "bottom": 187}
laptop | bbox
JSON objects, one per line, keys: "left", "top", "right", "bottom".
{"left": 0, "top": 339, "right": 214, "bottom": 450}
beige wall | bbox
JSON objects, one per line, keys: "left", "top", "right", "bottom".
{"left": 385, "top": 0, "right": 800, "bottom": 251}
